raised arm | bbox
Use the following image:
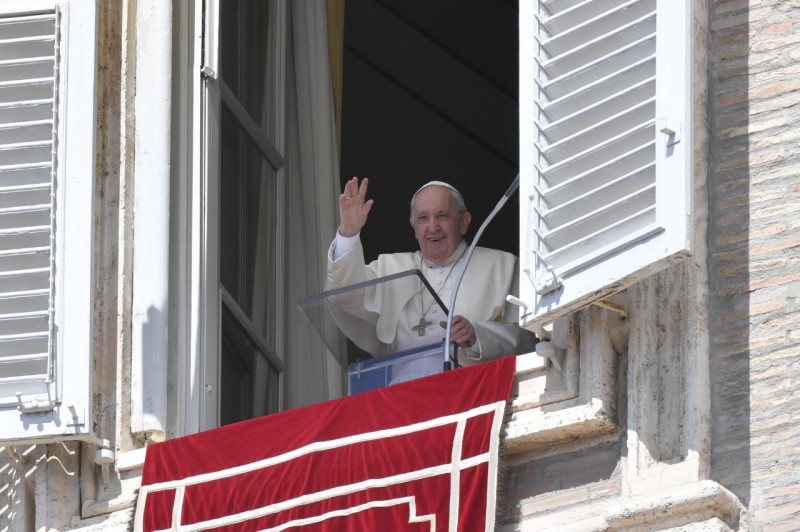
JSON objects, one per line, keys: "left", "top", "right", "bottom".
{"left": 338, "top": 176, "right": 374, "bottom": 237}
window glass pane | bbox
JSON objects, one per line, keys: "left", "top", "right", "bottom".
{"left": 219, "top": 104, "right": 278, "bottom": 349}
{"left": 219, "top": 0, "right": 278, "bottom": 143}
{"left": 220, "top": 304, "right": 280, "bottom": 426}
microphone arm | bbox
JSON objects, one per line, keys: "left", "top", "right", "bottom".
{"left": 443, "top": 174, "right": 520, "bottom": 370}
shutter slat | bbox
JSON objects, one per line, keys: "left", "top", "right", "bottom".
{"left": 0, "top": 321, "right": 49, "bottom": 337}
{"left": 539, "top": 140, "right": 655, "bottom": 194}
{"left": 0, "top": 334, "right": 48, "bottom": 356}
{"left": 0, "top": 205, "right": 51, "bottom": 230}
{"left": 539, "top": 0, "right": 636, "bottom": 34}
{"left": 0, "top": 139, "right": 53, "bottom": 148}
{"left": 0, "top": 330, "right": 49, "bottom": 342}
{"left": 0, "top": 123, "right": 54, "bottom": 144}
{"left": 539, "top": 98, "right": 655, "bottom": 161}
{"left": 543, "top": 164, "right": 655, "bottom": 227}
{"left": 0, "top": 187, "right": 50, "bottom": 208}
{"left": 539, "top": 47, "right": 655, "bottom": 113}
{"left": 539, "top": 122, "right": 655, "bottom": 183}
{"left": 539, "top": 184, "right": 655, "bottom": 251}
{"left": 0, "top": 143, "right": 53, "bottom": 165}
{"left": 0, "top": 167, "right": 53, "bottom": 187}
{"left": 0, "top": 56, "right": 54, "bottom": 66}
{"left": 0, "top": 183, "right": 51, "bottom": 192}
{"left": 0, "top": 105, "right": 53, "bottom": 123}
{"left": 0, "top": 232, "right": 50, "bottom": 252}
{"left": 0, "top": 292, "right": 50, "bottom": 314}
{"left": 0, "top": 352, "right": 48, "bottom": 365}
{"left": 0, "top": 76, "right": 54, "bottom": 88}
{"left": 0, "top": 81, "right": 56, "bottom": 103}
{"left": 0, "top": 35, "right": 56, "bottom": 45}
{"left": 0, "top": 372, "right": 49, "bottom": 387}
{"left": 541, "top": 0, "right": 586, "bottom": 16}
{"left": 0, "top": 268, "right": 50, "bottom": 293}
{"left": 0, "top": 41, "right": 55, "bottom": 63}
{"left": 542, "top": 213, "right": 660, "bottom": 281}
{"left": 0, "top": 97, "right": 53, "bottom": 107}
{"left": 538, "top": 1, "right": 656, "bottom": 62}
{"left": 0, "top": 288, "right": 50, "bottom": 299}
{"left": 0, "top": 362, "right": 48, "bottom": 374}
{"left": 540, "top": 77, "right": 655, "bottom": 136}
{"left": 0, "top": 61, "right": 56, "bottom": 82}
{"left": 0, "top": 162, "right": 53, "bottom": 173}
{"left": 0, "top": 119, "right": 54, "bottom": 129}
{"left": 0, "top": 15, "right": 56, "bottom": 41}
{"left": 539, "top": 16, "right": 656, "bottom": 86}
{"left": 0, "top": 101, "right": 53, "bottom": 124}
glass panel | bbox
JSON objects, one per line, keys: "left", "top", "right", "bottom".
{"left": 214, "top": 0, "right": 283, "bottom": 428}
{"left": 297, "top": 269, "right": 459, "bottom": 393}
{"left": 219, "top": 103, "right": 278, "bottom": 349}
{"left": 220, "top": 304, "right": 279, "bottom": 426}
{"left": 219, "top": 0, "right": 278, "bottom": 143}
{"left": 297, "top": 269, "right": 449, "bottom": 365}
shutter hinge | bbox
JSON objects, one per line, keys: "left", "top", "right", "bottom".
{"left": 201, "top": 65, "right": 217, "bottom": 80}
{"left": 535, "top": 341, "right": 565, "bottom": 375}
{"left": 68, "top": 408, "right": 116, "bottom": 485}
{"left": 15, "top": 388, "right": 55, "bottom": 414}
{"left": 531, "top": 248, "right": 563, "bottom": 296}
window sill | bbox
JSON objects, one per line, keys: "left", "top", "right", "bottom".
{"left": 503, "top": 344, "right": 619, "bottom": 454}
{"left": 510, "top": 480, "right": 742, "bottom": 531}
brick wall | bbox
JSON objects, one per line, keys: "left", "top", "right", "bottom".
{"left": 499, "top": 439, "right": 622, "bottom": 525}
{"left": 708, "top": 0, "right": 800, "bottom": 530}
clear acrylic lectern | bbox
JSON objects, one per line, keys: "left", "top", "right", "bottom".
{"left": 297, "top": 269, "right": 458, "bottom": 395}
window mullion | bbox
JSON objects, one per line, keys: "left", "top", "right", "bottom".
{"left": 219, "top": 80, "right": 284, "bottom": 170}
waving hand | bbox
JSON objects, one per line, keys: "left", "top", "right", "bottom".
{"left": 338, "top": 177, "right": 374, "bottom": 237}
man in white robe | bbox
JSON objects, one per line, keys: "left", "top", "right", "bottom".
{"left": 326, "top": 177, "right": 536, "bottom": 382}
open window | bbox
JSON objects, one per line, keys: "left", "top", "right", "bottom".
{"left": 519, "top": 0, "right": 693, "bottom": 329}
{"left": 0, "top": 0, "right": 96, "bottom": 443}
{"left": 198, "top": 0, "right": 286, "bottom": 429}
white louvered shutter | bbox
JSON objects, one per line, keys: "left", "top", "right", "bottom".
{"left": 518, "top": 0, "right": 693, "bottom": 329}
{"left": 0, "top": 0, "right": 96, "bottom": 443}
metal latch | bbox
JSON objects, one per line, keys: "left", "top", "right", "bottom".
{"left": 658, "top": 118, "right": 682, "bottom": 147}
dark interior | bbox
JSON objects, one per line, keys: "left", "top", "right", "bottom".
{"left": 340, "top": 0, "right": 520, "bottom": 262}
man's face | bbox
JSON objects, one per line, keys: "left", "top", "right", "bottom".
{"left": 410, "top": 186, "right": 471, "bottom": 264}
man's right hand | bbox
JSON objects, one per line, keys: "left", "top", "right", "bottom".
{"left": 338, "top": 176, "right": 374, "bottom": 237}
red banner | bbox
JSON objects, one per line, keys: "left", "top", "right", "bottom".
{"left": 135, "top": 356, "right": 516, "bottom": 531}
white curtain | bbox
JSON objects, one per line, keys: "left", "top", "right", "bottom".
{"left": 283, "top": 1, "right": 343, "bottom": 408}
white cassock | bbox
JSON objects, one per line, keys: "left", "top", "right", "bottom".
{"left": 326, "top": 236, "right": 536, "bottom": 383}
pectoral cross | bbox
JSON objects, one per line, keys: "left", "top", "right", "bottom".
{"left": 412, "top": 317, "right": 433, "bottom": 336}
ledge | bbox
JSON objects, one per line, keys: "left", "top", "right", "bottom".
{"left": 503, "top": 351, "right": 617, "bottom": 454}
{"left": 502, "top": 398, "right": 617, "bottom": 454}
{"left": 603, "top": 480, "right": 742, "bottom": 530}
{"left": 512, "top": 480, "right": 743, "bottom": 531}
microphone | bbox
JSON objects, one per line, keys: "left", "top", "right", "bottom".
{"left": 503, "top": 173, "right": 520, "bottom": 200}
{"left": 443, "top": 174, "right": 521, "bottom": 370}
